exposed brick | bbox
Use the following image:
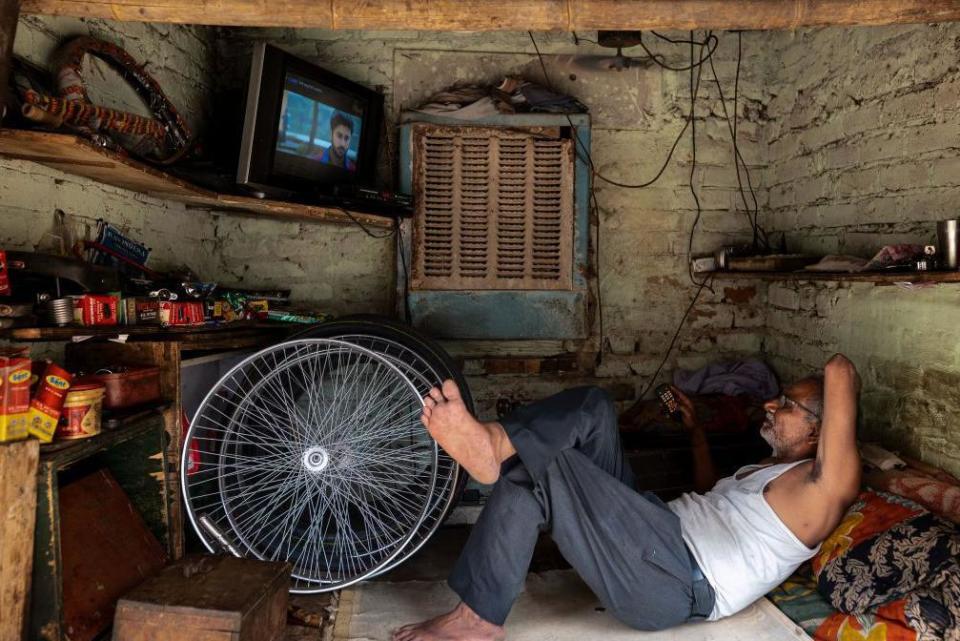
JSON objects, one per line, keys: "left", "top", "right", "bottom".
{"left": 768, "top": 284, "right": 801, "bottom": 310}
{"left": 8, "top": 18, "right": 960, "bottom": 481}
{"left": 722, "top": 285, "right": 758, "bottom": 305}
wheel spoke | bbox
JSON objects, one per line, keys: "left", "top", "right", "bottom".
{"left": 182, "top": 337, "right": 445, "bottom": 592}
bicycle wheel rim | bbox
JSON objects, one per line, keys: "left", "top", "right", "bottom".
{"left": 182, "top": 338, "right": 437, "bottom": 592}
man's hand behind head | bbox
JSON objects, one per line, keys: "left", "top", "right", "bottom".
{"left": 825, "top": 353, "right": 861, "bottom": 394}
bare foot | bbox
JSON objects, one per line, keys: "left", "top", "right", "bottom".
{"left": 420, "top": 380, "right": 513, "bottom": 484}
{"left": 392, "top": 602, "right": 505, "bottom": 641}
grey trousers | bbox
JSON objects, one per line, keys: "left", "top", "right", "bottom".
{"left": 447, "top": 386, "right": 715, "bottom": 629}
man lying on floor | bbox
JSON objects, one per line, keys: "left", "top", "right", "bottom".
{"left": 392, "top": 354, "right": 861, "bottom": 641}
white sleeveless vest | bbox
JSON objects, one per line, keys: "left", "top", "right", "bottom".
{"left": 667, "top": 460, "right": 821, "bottom": 620}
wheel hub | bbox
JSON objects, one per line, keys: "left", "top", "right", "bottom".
{"left": 302, "top": 446, "right": 330, "bottom": 473}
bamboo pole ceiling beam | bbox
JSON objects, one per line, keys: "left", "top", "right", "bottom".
{"left": 17, "top": 0, "right": 960, "bottom": 30}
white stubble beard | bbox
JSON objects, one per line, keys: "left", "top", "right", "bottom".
{"left": 760, "top": 411, "right": 782, "bottom": 458}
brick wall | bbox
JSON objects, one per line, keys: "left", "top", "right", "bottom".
{"left": 8, "top": 20, "right": 955, "bottom": 475}
{"left": 215, "top": 29, "right": 771, "bottom": 417}
{"left": 3, "top": 17, "right": 220, "bottom": 275}
{"left": 2, "top": 16, "right": 392, "bottom": 317}
{"left": 760, "top": 24, "right": 960, "bottom": 475}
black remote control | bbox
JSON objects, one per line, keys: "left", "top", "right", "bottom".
{"left": 655, "top": 383, "right": 683, "bottom": 421}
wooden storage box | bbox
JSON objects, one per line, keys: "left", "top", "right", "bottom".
{"left": 113, "top": 555, "right": 290, "bottom": 641}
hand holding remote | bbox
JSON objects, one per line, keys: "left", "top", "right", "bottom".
{"left": 665, "top": 385, "right": 699, "bottom": 432}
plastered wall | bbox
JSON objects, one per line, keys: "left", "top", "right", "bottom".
{"left": 215, "top": 29, "right": 771, "bottom": 416}
{"left": 759, "top": 23, "right": 960, "bottom": 475}
{"left": 2, "top": 16, "right": 393, "bottom": 317}
{"left": 3, "top": 17, "right": 220, "bottom": 274}
{"left": 4, "top": 19, "right": 958, "bottom": 474}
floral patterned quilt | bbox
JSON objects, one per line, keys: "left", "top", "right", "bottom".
{"left": 769, "top": 491, "right": 959, "bottom": 641}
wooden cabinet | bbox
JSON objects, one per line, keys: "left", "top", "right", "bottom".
{"left": 0, "top": 326, "right": 289, "bottom": 641}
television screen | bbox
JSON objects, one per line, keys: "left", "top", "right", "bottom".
{"left": 274, "top": 73, "right": 365, "bottom": 178}
{"left": 237, "top": 44, "right": 383, "bottom": 197}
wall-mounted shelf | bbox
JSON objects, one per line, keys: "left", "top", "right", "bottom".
{"left": 712, "top": 270, "right": 960, "bottom": 285}
{"left": 0, "top": 128, "right": 393, "bottom": 229}
{"left": 0, "top": 321, "right": 293, "bottom": 349}
{"left": 39, "top": 403, "right": 168, "bottom": 469}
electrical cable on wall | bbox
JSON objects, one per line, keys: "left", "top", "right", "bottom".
{"left": 637, "top": 31, "right": 720, "bottom": 72}
{"left": 707, "top": 33, "right": 769, "bottom": 251}
{"left": 638, "top": 274, "right": 714, "bottom": 399}
{"left": 528, "top": 30, "right": 760, "bottom": 391}
{"left": 685, "top": 31, "right": 710, "bottom": 289}
{"left": 396, "top": 217, "right": 413, "bottom": 322}
{"left": 528, "top": 30, "right": 713, "bottom": 366}
{"left": 337, "top": 206, "right": 396, "bottom": 240}
{"left": 528, "top": 32, "right": 609, "bottom": 360}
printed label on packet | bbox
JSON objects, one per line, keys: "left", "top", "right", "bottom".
{"left": 27, "top": 363, "right": 73, "bottom": 442}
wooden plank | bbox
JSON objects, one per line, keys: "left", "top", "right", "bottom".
{"left": 38, "top": 415, "right": 160, "bottom": 468}
{"left": 0, "top": 439, "right": 39, "bottom": 641}
{"left": 30, "top": 463, "right": 62, "bottom": 641}
{"left": 154, "top": 344, "right": 184, "bottom": 560}
{"left": 0, "top": 129, "right": 213, "bottom": 199}
{"left": 18, "top": 0, "right": 960, "bottom": 29}
{"left": 19, "top": 0, "right": 334, "bottom": 27}
{"left": 208, "top": 193, "right": 395, "bottom": 229}
{"left": 171, "top": 329, "right": 288, "bottom": 351}
{"left": 331, "top": 588, "right": 357, "bottom": 641}
{"left": 333, "top": 0, "right": 567, "bottom": 30}
{"left": 0, "top": 129, "right": 393, "bottom": 228}
{"left": 569, "top": 0, "right": 960, "bottom": 30}
{"left": 0, "top": 321, "right": 291, "bottom": 342}
{"left": 712, "top": 270, "right": 960, "bottom": 284}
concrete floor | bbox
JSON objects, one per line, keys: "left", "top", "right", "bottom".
{"left": 282, "top": 525, "right": 568, "bottom": 640}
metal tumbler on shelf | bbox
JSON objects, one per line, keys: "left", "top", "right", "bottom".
{"left": 937, "top": 220, "right": 960, "bottom": 270}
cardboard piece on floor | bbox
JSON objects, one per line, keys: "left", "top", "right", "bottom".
{"left": 334, "top": 570, "right": 812, "bottom": 641}
{"left": 60, "top": 468, "right": 168, "bottom": 641}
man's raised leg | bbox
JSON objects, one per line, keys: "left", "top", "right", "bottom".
{"left": 499, "top": 385, "right": 634, "bottom": 486}
{"left": 394, "top": 383, "right": 645, "bottom": 641}
{"left": 393, "top": 457, "right": 540, "bottom": 641}
{"left": 420, "top": 381, "right": 633, "bottom": 488}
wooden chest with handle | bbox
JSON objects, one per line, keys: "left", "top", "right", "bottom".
{"left": 113, "top": 555, "right": 290, "bottom": 641}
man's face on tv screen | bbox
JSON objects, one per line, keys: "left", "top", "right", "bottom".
{"left": 332, "top": 124, "right": 352, "bottom": 161}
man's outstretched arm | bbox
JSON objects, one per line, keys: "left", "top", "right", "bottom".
{"left": 673, "top": 387, "right": 718, "bottom": 493}
{"left": 811, "top": 354, "right": 861, "bottom": 501}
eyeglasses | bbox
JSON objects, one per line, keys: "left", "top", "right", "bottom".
{"left": 777, "top": 393, "right": 821, "bottom": 421}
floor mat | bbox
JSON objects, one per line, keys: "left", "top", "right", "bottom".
{"left": 334, "top": 570, "right": 812, "bottom": 641}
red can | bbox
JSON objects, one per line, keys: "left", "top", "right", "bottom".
{"left": 27, "top": 363, "right": 73, "bottom": 442}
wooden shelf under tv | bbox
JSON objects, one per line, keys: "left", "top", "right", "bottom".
{"left": 0, "top": 128, "right": 393, "bottom": 229}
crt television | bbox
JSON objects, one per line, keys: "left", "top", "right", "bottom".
{"left": 237, "top": 43, "right": 384, "bottom": 197}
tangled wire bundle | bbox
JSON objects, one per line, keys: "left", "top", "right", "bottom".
{"left": 20, "top": 36, "right": 193, "bottom": 163}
